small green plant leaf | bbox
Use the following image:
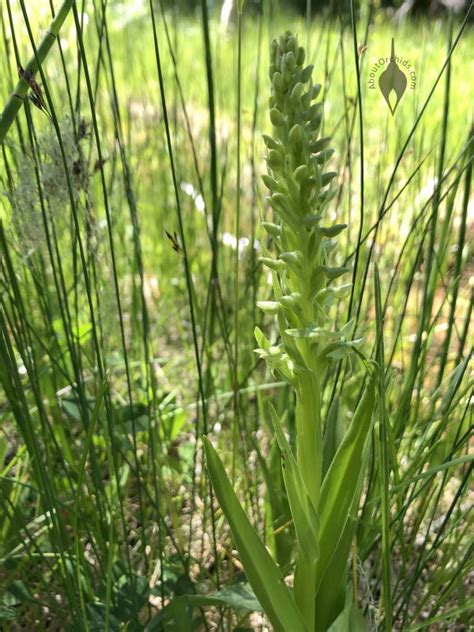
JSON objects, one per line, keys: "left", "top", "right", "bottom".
{"left": 86, "top": 603, "right": 122, "bottom": 631}
{"left": 60, "top": 395, "right": 96, "bottom": 422}
{"left": 0, "top": 604, "right": 17, "bottom": 621}
{"left": 203, "top": 436, "right": 308, "bottom": 632}
{"left": 148, "top": 583, "right": 260, "bottom": 631}
{"left": 327, "top": 585, "right": 368, "bottom": 631}
{"left": 144, "top": 599, "right": 196, "bottom": 632}
{"left": 181, "top": 582, "right": 262, "bottom": 611}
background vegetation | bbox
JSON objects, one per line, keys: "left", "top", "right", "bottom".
{"left": 0, "top": 0, "right": 472, "bottom": 630}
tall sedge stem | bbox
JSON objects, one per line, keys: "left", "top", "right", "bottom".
{"left": 0, "top": 0, "right": 75, "bottom": 143}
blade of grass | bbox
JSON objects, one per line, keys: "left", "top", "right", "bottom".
{"left": 374, "top": 265, "right": 392, "bottom": 630}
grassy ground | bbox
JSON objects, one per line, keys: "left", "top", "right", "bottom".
{"left": 0, "top": 1, "right": 472, "bottom": 630}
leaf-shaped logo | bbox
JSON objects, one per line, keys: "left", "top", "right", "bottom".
{"left": 378, "top": 39, "right": 407, "bottom": 115}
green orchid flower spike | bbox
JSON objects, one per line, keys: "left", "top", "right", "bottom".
{"left": 205, "top": 31, "right": 377, "bottom": 632}
{"left": 257, "top": 30, "right": 352, "bottom": 512}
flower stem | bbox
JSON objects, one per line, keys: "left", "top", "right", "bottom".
{"left": 296, "top": 371, "right": 322, "bottom": 509}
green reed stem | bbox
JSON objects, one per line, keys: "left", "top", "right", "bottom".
{"left": 0, "top": 0, "right": 75, "bottom": 143}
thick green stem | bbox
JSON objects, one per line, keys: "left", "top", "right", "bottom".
{"left": 294, "top": 369, "right": 321, "bottom": 626}
{"left": 0, "top": 0, "right": 75, "bottom": 144}
{"left": 296, "top": 371, "right": 322, "bottom": 511}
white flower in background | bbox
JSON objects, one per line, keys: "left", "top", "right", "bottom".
{"left": 222, "top": 232, "right": 260, "bottom": 259}
{"left": 180, "top": 181, "right": 206, "bottom": 215}
{"left": 414, "top": 177, "right": 438, "bottom": 206}
{"left": 220, "top": 0, "right": 235, "bottom": 31}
